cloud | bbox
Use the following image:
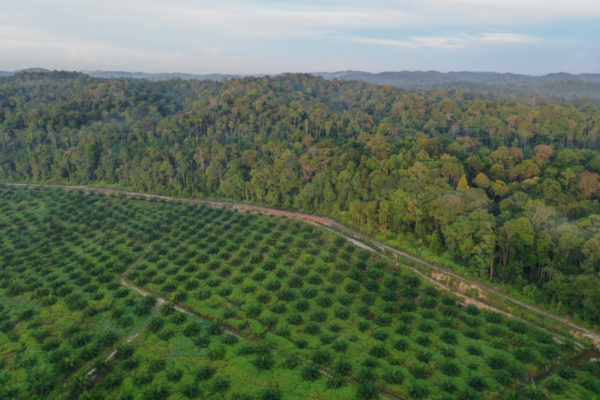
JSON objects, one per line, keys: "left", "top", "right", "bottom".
{"left": 0, "top": 24, "right": 225, "bottom": 72}
{"left": 354, "top": 36, "right": 462, "bottom": 49}
{"left": 148, "top": 2, "right": 413, "bottom": 36}
{"left": 352, "top": 33, "right": 538, "bottom": 49}
{"left": 478, "top": 33, "right": 537, "bottom": 44}
{"left": 261, "top": 9, "right": 411, "bottom": 28}
{"left": 0, "top": 24, "right": 161, "bottom": 58}
{"left": 427, "top": 0, "right": 600, "bottom": 22}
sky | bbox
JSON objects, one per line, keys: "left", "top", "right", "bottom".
{"left": 1, "top": 0, "right": 599, "bottom": 75}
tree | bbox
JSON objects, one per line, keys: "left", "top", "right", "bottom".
{"left": 443, "top": 209, "right": 496, "bottom": 275}
{"left": 378, "top": 200, "right": 391, "bottom": 232}
{"left": 560, "top": 168, "right": 577, "bottom": 191}
{"left": 533, "top": 144, "right": 555, "bottom": 167}
{"left": 498, "top": 217, "right": 534, "bottom": 276}
{"left": 491, "top": 180, "right": 509, "bottom": 198}
{"left": 473, "top": 172, "right": 491, "bottom": 188}
{"left": 457, "top": 174, "right": 469, "bottom": 190}
{"left": 582, "top": 234, "right": 600, "bottom": 272}
{"left": 578, "top": 172, "right": 600, "bottom": 198}
{"left": 555, "top": 224, "right": 585, "bottom": 268}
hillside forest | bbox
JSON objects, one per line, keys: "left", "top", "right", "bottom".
{"left": 2, "top": 71, "right": 600, "bottom": 324}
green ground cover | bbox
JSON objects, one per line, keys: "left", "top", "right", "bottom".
{"left": 0, "top": 187, "right": 155, "bottom": 398}
{"left": 78, "top": 304, "right": 353, "bottom": 400}
{"left": 0, "top": 186, "right": 351, "bottom": 399}
{"left": 0, "top": 185, "right": 592, "bottom": 399}
{"left": 528, "top": 355, "right": 600, "bottom": 400}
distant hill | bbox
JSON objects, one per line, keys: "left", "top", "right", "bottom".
{"left": 0, "top": 69, "right": 238, "bottom": 81}
{"left": 81, "top": 70, "right": 240, "bottom": 81}
{"left": 18, "top": 67, "right": 51, "bottom": 73}
{"left": 2, "top": 68, "right": 599, "bottom": 100}
{"left": 316, "top": 70, "right": 600, "bottom": 86}
{"left": 316, "top": 70, "right": 600, "bottom": 100}
{"left": 87, "top": 69, "right": 600, "bottom": 100}
{"left": 1, "top": 68, "right": 52, "bottom": 77}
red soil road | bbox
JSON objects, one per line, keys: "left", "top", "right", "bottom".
{"left": 5, "top": 182, "right": 600, "bottom": 347}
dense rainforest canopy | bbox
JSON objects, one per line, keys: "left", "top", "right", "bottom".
{"left": 2, "top": 71, "right": 600, "bottom": 323}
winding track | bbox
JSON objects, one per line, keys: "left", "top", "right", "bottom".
{"left": 5, "top": 182, "right": 600, "bottom": 347}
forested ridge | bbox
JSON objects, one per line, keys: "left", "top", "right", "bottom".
{"left": 318, "top": 70, "right": 600, "bottom": 101}
{"left": 2, "top": 71, "right": 600, "bottom": 324}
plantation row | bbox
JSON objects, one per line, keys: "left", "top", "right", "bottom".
{"left": 0, "top": 185, "right": 597, "bottom": 399}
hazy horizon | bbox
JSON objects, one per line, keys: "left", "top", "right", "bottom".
{"left": 3, "top": 67, "right": 600, "bottom": 76}
{"left": 2, "top": 1, "right": 599, "bottom": 75}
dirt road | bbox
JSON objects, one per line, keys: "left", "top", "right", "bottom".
{"left": 5, "top": 182, "right": 600, "bottom": 347}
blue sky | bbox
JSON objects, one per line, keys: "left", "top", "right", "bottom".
{"left": 1, "top": 0, "right": 599, "bottom": 74}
